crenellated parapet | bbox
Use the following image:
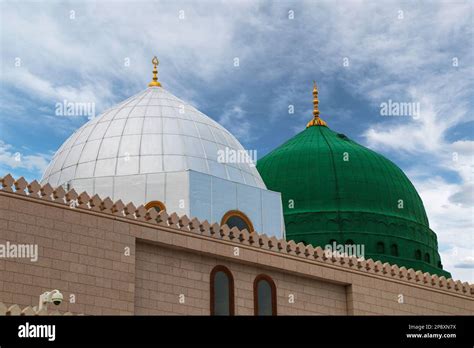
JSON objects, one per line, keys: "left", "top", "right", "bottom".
{"left": 1, "top": 173, "right": 473, "bottom": 297}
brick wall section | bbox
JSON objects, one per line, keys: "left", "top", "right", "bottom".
{"left": 348, "top": 279, "right": 471, "bottom": 315}
{"left": 0, "top": 176, "right": 473, "bottom": 315}
{"left": 0, "top": 194, "right": 136, "bottom": 315}
{"left": 135, "top": 241, "right": 347, "bottom": 315}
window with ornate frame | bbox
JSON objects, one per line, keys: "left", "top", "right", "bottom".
{"left": 221, "top": 210, "right": 254, "bottom": 232}
{"left": 210, "top": 265, "right": 235, "bottom": 316}
{"left": 145, "top": 200, "right": 166, "bottom": 213}
{"left": 253, "top": 274, "right": 277, "bottom": 316}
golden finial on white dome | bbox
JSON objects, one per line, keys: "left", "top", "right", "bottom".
{"left": 148, "top": 56, "right": 162, "bottom": 87}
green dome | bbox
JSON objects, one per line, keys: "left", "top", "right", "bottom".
{"left": 257, "top": 125, "right": 450, "bottom": 277}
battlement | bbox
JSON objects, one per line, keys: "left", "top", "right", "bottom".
{"left": 1, "top": 173, "right": 473, "bottom": 299}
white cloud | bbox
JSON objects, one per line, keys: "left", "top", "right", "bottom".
{"left": 454, "top": 256, "right": 474, "bottom": 269}
{"left": 0, "top": 1, "right": 266, "bottom": 142}
{"left": 420, "top": 179, "right": 473, "bottom": 280}
{"left": 0, "top": 140, "right": 51, "bottom": 175}
{"left": 365, "top": 106, "right": 473, "bottom": 283}
{"left": 218, "top": 94, "right": 256, "bottom": 144}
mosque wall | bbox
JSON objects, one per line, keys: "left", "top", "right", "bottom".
{"left": 0, "top": 175, "right": 472, "bottom": 316}
{"left": 348, "top": 277, "right": 470, "bottom": 315}
{"left": 0, "top": 192, "right": 136, "bottom": 315}
{"left": 134, "top": 241, "right": 347, "bottom": 315}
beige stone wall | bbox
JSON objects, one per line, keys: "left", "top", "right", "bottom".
{"left": 348, "top": 276, "right": 471, "bottom": 315}
{"left": 0, "top": 174, "right": 473, "bottom": 316}
{"left": 0, "top": 193, "right": 136, "bottom": 315}
{"left": 135, "top": 241, "right": 347, "bottom": 315}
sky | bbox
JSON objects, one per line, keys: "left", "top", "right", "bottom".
{"left": 0, "top": 0, "right": 472, "bottom": 282}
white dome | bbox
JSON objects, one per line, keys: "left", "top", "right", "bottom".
{"left": 41, "top": 86, "right": 266, "bottom": 191}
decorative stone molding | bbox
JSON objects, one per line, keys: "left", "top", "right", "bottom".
{"left": 0, "top": 174, "right": 472, "bottom": 297}
{"left": 373, "top": 260, "right": 383, "bottom": 273}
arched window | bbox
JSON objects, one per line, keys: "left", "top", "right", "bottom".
{"left": 376, "top": 242, "right": 385, "bottom": 254}
{"left": 210, "top": 265, "right": 234, "bottom": 315}
{"left": 221, "top": 210, "right": 254, "bottom": 232}
{"left": 253, "top": 274, "right": 277, "bottom": 316}
{"left": 424, "top": 253, "right": 430, "bottom": 263}
{"left": 414, "top": 249, "right": 421, "bottom": 260}
{"left": 390, "top": 244, "right": 398, "bottom": 256}
{"left": 145, "top": 200, "right": 166, "bottom": 213}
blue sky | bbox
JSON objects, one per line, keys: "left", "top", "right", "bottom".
{"left": 0, "top": 0, "right": 472, "bottom": 281}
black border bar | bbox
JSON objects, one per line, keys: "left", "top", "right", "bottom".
{"left": 0, "top": 315, "right": 473, "bottom": 346}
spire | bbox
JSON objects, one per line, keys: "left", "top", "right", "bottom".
{"left": 306, "top": 81, "right": 327, "bottom": 128}
{"left": 148, "top": 56, "right": 162, "bottom": 87}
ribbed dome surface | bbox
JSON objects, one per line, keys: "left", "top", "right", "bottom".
{"left": 258, "top": 126, "right": 427, "bottom": 225}
{"left": 41, "top": 87, "right": 266, "bottom": 189}
{"left": 257, "top": 125, "right": 449, "bottom": 277}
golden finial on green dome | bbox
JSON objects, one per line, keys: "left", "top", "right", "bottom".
{"left": 306, "top": 81, "right": 327, "bottom": 128}
{"left": 148, "top": 56, "right": 162, "bottom": 87}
